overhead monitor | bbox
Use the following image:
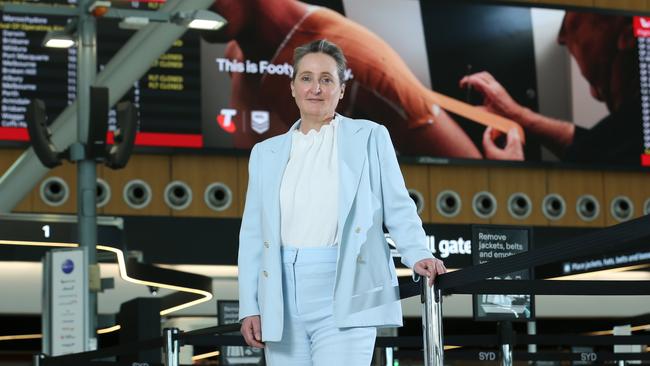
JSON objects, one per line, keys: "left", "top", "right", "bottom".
{"left": 0, "top": 0, "right": 647, "bottom": 169}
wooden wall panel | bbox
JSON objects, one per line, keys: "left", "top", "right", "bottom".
{"left": 603, "top": 171, "right": 650, "bottom": 226}
{"left": 31, "top": 161, "right": 77, "bottom": 213}
{"left": 429, "top": 166, "right": 490, "bottom": 224}
{"left": 488, "top": 167, "right": 548, "bottom": 225}
{"left": 401, "top": 164, "right": 431, "bottom": 223}
{"left": 100, "top": 155, "right": 170, "bottom": 216}
{"left": 514, "top": 0, "right": 650, "bottom": 11}
{"left": 593, "top": 0, "right": 649, "bottom": 11}
{"left": 537, "top": 0, "right": 594, "bottom": 7}
{"left": 170, "top": 155, "right": 239, "bottom": 218}
{"left": 546, "top": 170, "right": 605, "bottom": 227}
{"left": 0, "top": 149, "right": 19, "bottom": 172}
{"left": 0, "top": 149, "right": 32, "bottom": 212}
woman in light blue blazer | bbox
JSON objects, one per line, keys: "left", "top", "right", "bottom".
{"left": 238, "top": 39, "right": 446, "bottom": 366}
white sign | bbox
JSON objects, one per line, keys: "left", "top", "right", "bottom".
{"left": 50, "top": 249, "right": 87, "bottom": 356}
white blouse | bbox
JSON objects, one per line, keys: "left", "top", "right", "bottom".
{"left": 279, "top": 116, "right": 340, "bottom": 247}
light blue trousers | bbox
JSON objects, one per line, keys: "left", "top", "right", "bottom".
{"left": 264, "top": 246, "right": 377, "bottom": 366}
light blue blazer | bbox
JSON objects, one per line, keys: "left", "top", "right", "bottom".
{"left": 238, "top": 115, "right": 434, "bottom": 342}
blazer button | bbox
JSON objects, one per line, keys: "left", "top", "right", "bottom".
{"left": 357, "top": 255, "right": 364, "bottom": 263}
{"left": 264, "top": 241, "right": 270, "bottom": 248}
{"left": 355, "top": 226, "right": 361, "bottom": 234}
{"left": 263, "top": 270, "right": 268, "bottom": 278}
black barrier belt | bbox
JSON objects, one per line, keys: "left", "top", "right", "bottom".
{"left": 438, "top": 350, "right": 650, "bottom": 362}
{"left": 516, "top": 352, "right": 650, "bottom": 362}
{"left": 398, "top": 277, "right": 650, "bottom": 301}
{"left": 517, "top": 334, "right": 650, "bottom": 346}
{"left": 449, "top": 280, "right": 650, "bottom": 295}
{"left": 41, "top": 337, "right": 163, "bottom": 366}
{"left": 398, "top": 276, "right": 421, "bottom": 299}
{"left": 75, "top": 363, "right": 197, "bottom": 366}
{"left": 180, "top": 332, "right": 650, "bottom": 348}
{"left": 379, "top": 335, "right": 650, "bottom": 348}
{"left": 180, "top": 323, "right": 245, "bottom": 347}
{"left": 180, "top": 323, "right": 240, "bottom": 337}
{"left": 438, "top": 215, "right": 650, "bottom": 294}
{"left": 183, "top": 334, "right": 248, "bottom": 347}
{"left": 71, "top": 362, "right": 165, "bottom": 366}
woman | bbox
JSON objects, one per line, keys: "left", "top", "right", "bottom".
{"left": 238, "top": 39, "right": 446, "bottom": 365}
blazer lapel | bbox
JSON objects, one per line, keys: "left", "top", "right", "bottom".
{"left": 337, "top": 117, "right": 369, "bottom": 245}
{"left": 262, "top": 121, "right": 298, "bottom": 244}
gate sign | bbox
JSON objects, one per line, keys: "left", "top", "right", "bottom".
{"left": 471, "top": 225, "right": 534, "bottom": 322}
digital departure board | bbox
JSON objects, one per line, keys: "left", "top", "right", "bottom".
{"left": 97, "top": 15, "right": 201, "bottom": 147}
{"left": 0, "top": 0, "right": 202, "bottom": 148}
{"left": 0, "top": 11, "right": 71, "bottom": 138}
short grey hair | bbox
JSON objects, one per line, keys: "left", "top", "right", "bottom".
{"left": 292, "top": 39, "right": 347, "bottom": 84}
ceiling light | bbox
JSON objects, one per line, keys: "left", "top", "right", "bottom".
{"left": 42, "top": 31, "right": 75, "bottom": 48}
{"left": 173, "top": 10, "right": 227, "bottom": 31}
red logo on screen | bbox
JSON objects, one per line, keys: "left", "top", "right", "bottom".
{"left": 217, "top": 109, "right": 237, "bottom": 133}
{"left": 634, "top": 17, "right": 650, "bottom": 37}
{"left": 641, "top": 154, "right": 650, "bottom": 166}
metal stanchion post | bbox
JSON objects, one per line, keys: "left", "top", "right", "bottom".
{"left": 501, "top": 344, "right": 513, "bottom": 366}
{"left": 422, "top": 279, "right": 444, "bottom": 366}
{"left": 527, "top": 321, "right": 537, "bottom": 366}
{"left": 499, "top": 321, "right": 514, "bottom": 366}
{"left": 33, "top": 353, "right": 45, "bottom": 366}
{"left": 163, "top": 328, "right": 180, "bottom": 366}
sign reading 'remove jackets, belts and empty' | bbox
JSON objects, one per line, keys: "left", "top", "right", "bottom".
{"left": 471, "top": 225, "right": 534, "bottom": 322}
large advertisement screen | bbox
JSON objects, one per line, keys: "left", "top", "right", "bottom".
{"left": 0, "top": 0, "right": 648, "bottom": 168}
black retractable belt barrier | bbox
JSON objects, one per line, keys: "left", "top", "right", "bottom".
{"left": 40, "top": 323, "right": 243, "bottom": 366}
{"left": 450, "top": 279, "right": 650, "bottom": 295}
{"left": 397, "top": 215, "right": 650, "bottom": 299}
{"left": 514, "top": 351, "right": 650, "bottom": 362}
{"left": 179, "top": 323, "right": 240, "bottom": 339}
{"left": 439, "top": 214, "right": 650, "bottom": 292}
{"left": 41, "top": 337, "right": 163, "bottom": 366}
{"left": 517, "top": 334, "right": 650, "bottom": 346}
{"left": 398, "top": 278, "right": 650, "bottom": 301}
{"left": 181, "top": 335, "right": 247, "bottom": 348}
{"left": 374, "top": 334, "right": 650, "bottom": 348}
{"left": 398, "top": 275, "right": 421, "bottom": 299}
{"left": 179, "top": 323, "right": 242, "bottom": 347}
{"left": 438, "top": 350, "right": 650, "bottom": 362}
{"left": 64, "top": 362, "right": 165, "bottom": 366}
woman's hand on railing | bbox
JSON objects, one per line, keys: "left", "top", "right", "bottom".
{"left": 414, "top": 258, "right": 447, "bottom": 287}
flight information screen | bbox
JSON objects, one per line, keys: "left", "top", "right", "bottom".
{"left": 0, "top": 11, "right": 72, "bottom": 135}
{"left": 0, "top": 0, "right": 648, "bottom": 169}
{"left": 0, "top": 0, "right": 202, "bottom": 147}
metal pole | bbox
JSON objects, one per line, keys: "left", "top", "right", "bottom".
{"left": 75, "top": 0, "right": 98, "bottom": 351}
{"left": 527, "top": 320, "right": 537, "bottom": 365}
{"left": 163, "top": 328, "right": 180, "bottom": 366}
{"left": 33, "top": 353, "right": 45, "bottom": 366}
{"left": 501, "top": 344, "right": 513, "bottom": 366}
{"left": 499, "top": 321, "right": 514, "bottom": 366}
{"left": 421, "top": 247, "right": 444, "bottom": 366}
{"left": 422, "top": 282, "right": 444, "bottom": 366}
